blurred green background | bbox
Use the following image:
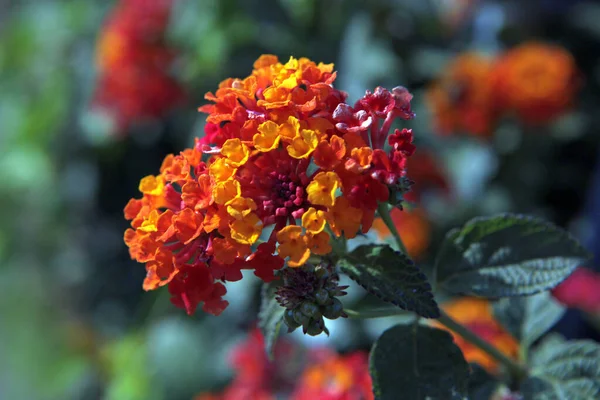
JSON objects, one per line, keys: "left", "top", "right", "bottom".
{"left": 2, "top": 0, "right": 600, "bottom": 399}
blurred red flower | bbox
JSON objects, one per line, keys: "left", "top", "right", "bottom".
{"left": 196, "top": 329, "right": 373, "bottom": 400}
{"left": 552, "top": 267, "right": 600, "bottom": 314}
{"left": 91, "top": 0, "right": 185, "bottom": 135}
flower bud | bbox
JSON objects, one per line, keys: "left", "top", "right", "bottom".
{"left": 322, "top": 298, "right": 345, "bottom": 320}
{"left": 300, "top": 302, "right": 321, "bottom": 319}
{"left": 292, "top": 308, "right": 311, "bottom": 326}
{"left": 276, "top": 261, "right": 349, "bottom": 336}
{"left": 284, "top": 309, "right": 301, "bottom": 332}
{"left": 314, "top": 288, "right": 329, "bottom": 305}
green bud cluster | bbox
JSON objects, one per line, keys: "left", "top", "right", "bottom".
{"left": 276, "top": 262, "right": 348, "bottom": 336}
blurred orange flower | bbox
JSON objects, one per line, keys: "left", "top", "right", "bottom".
{"left": 491, "top": 42, "right": 579, "bottom": 125}
{"left": 372, "top": 208, "right": 431, "bottom": 260}
{"left": 291, "top": 350, "right": 373, "bottom": 400}
{"left": 426, "top": 53, "right": 498, "bottom": 137}
{"left": 432, "top": 297, "right": 519, "bottom": 372}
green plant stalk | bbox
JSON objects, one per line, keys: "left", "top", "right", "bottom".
{"left": 437, "top": 310, "right": 528, "bottom": 380}
{"left": 377, "top": 202, "right": 408, "bottom": 254}
{"left": 345, "top": 307, "right": 412, "bottom": 319}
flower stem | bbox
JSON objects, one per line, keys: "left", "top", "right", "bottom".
{"left": 377, "top": 202, "right": 408, "bottom": 254}
{"left": 437, "top": 310, "right": 528, "bottom": 380}
{"left": 344, "top": 307, "right": 411, "bottom": 319}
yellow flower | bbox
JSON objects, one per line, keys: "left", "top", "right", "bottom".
{"left": 221, "top": 138, "right": 249, "bottom": 167}
{"left": 287, "top": 129, "right": 319, "bottom": 159}
{"left": 307, "top": 231, "right": 332, "bottom": 255}
{"left": 301, "top": 207, "right": 326, "bottom": 234}
{"left": 253, "top": 121, "right": 281, "bottom": 151}
{"left": 326, "top": 196, "right": 363, "bottom": 239}
{"left": 279, "top": 116, "right": 301, "bottom": 141}
{"left": 227, "top": 197, "right": 257, "bottom": 220}
{"left": 277, "top": 225, "right": 311, "bottom": 267}
{"left": 230, "top": 213, "right": 263, "bottom": 245}
{"left": 139, "top": 210, "right": 160, "bottom": 233}
{"left": 307, "top": 171, "right": 340, "bottom": 207}
{"left": 138, "top": 175, "right": 164, "bottom": 196}
{"left": 209, "top": 158, "right": 237, "bottom": 182}
{"left": 213, "top": 179, "right": 241, "bottom": 205}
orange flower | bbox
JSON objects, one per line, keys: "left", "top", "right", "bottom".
{"left": 426, "top": 53, "right": 497, "bottom": 137}
{"left": 371, "top": 208, "right": 431, "bottom": 259}
{"left": 432, "top": 298, "right": 519, "bottom": 372}
{"left": 326, "top": 196, "right": 363, "bottom": 239}
{"left": 277, "top": 226, "right": 311, "bottom": 267}
{"left": 291, "top": 351, "right": 373, "bottom": 400}
{"left": 491, "top": 42, "right": 579, "bottom": 124}
{"left": 301, "top": 207, "right": 327, "bottom": 234}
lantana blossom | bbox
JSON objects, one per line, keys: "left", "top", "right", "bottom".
{"left": 124, "top": 55, "right": 416, "bottom": 316}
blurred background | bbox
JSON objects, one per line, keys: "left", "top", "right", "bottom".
{"left": 2, "top": 0, "right": 600, "bottom": 399}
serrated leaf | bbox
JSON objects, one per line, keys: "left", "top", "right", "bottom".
{"left": 370, "top": 324, "right": 469, "bottom": 400}
{"left": 257, "top": 281, "right": 284, "bottom": 360}
{"left": 521, "top": 337, "right": 600, "bottom": 399}
{"left": 493, "top": 292, "right": 565, "bottom": 349}
{"left": 338, "top": 244, "right": 439, "bottom": 318}
{"left": 435, "top": 213, "right": 591, "bottom": 297}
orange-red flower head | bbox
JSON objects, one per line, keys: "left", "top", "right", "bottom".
{"left": 125, "top": 55, "right": 418, "bottom": 316}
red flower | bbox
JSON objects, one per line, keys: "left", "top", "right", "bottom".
{"left": 552, "top": 267, "right": 600, "bottom": 314}
{"left": 91, "top": 0, "right": 185, "bottom": 135}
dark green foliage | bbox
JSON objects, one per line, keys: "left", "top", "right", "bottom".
{"left": 435, "top": 213, "right": 591, "bottom": 297}
{"left": 369, "top": 324, "right": 470, "bottom": 400}
{"left": 339, "top": 244, "right": 439, "bottom": 318}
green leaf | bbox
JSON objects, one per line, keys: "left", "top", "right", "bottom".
{"left": 493, "top": 292, "right": 565, "bottom": 349}
{"left": 370, "top": 324, "right": 469, "bottom": 400}
{"left": 435, "top": 213, "right": 590, "bottom": 297}
{"left": 521, "top": 337, "right": 600, "bottom": 399}
{"left": 339, "top": 244, "right": 439, "bottom": 318}
{"left": 467, "top": 363, "right": 502, "bottom": 400}
{"left": 257, "top": 281, "right": 284, "bottom": 360}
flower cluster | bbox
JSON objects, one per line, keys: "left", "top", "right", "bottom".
{"left": 92, "top": 0, "right": 185, "bottom": 135}
{"left": 196, "top": 329, "right": 372, "bottom": 400}
{"left": 427, "top": 42, "right": 579, "bottom": 137}
{"left": 432, "top": 297, "right": 518, "bottom": 372}
{"left": 124, "top": 55, "right": 416, "bottom": 316}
